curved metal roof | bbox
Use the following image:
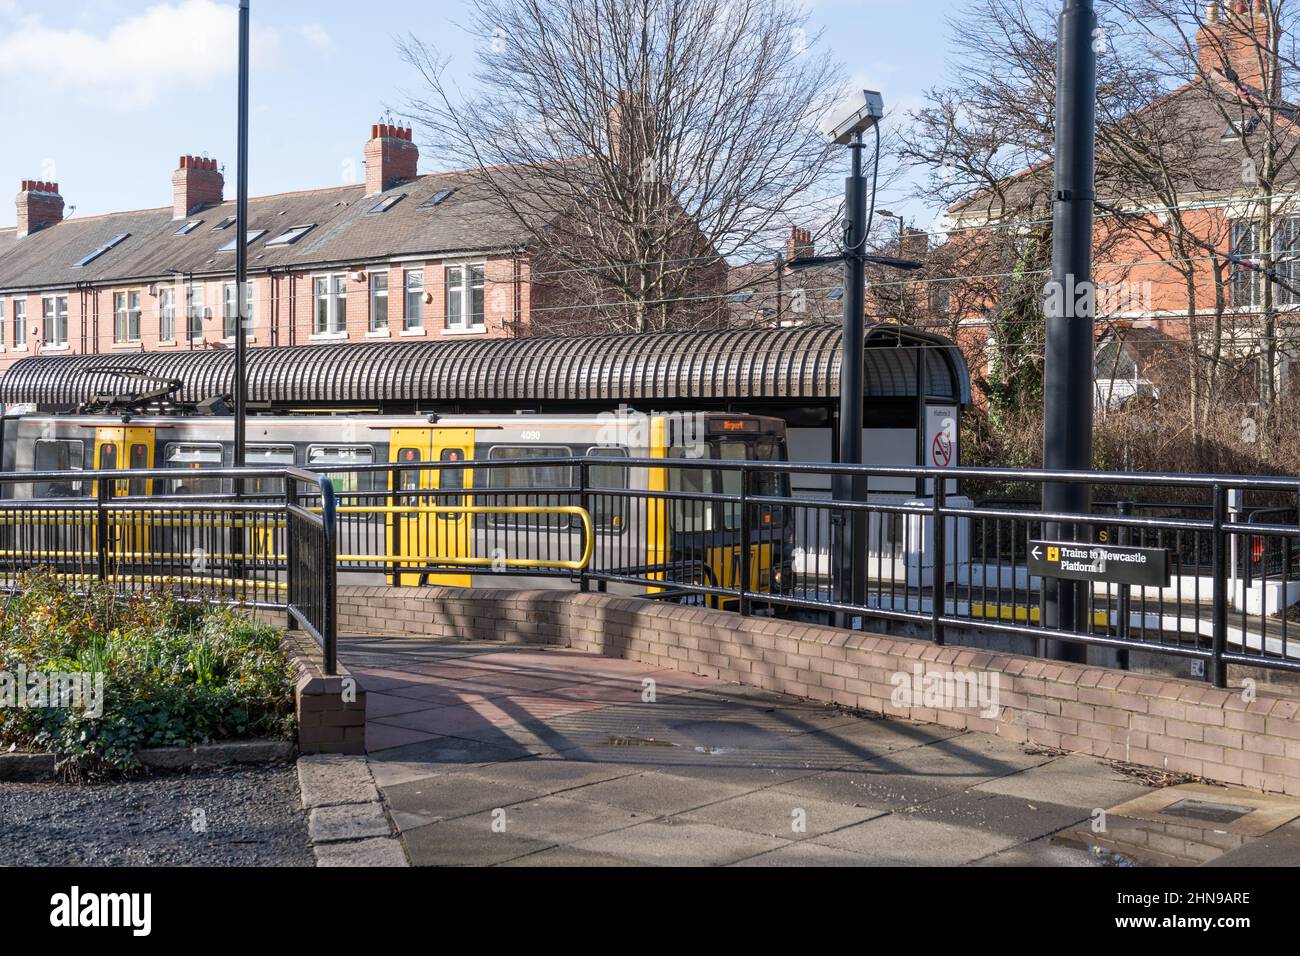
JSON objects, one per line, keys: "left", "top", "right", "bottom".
{"left": 0, "top": 323, "right": 970, "bottom": 407}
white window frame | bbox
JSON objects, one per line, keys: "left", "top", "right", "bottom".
{"left": 369, "top": 271, "right": 389, "bottom": 333}
{"left": 12, "top": 298, "right": 25, "bottom": 349}
{"left": 187, "top": 283, "right": 206, "bottom": 341}
{"left": 403, "top": 269, "right": 424, "bottom": 331}
{"left": 444, "top": 262, "right": 486, "bottom": 332}
{"left": 313, "top": 273, "right": 348, "bottom": 337}
{"left": 222, "top": 280, "right": 255, "bottom": 340}
{"left": 159, "top": 287, "right": 176, "bottom": 342}
{"left": 42, "top": 294, "right": 68, "bottom": 348}
{"left": 113, "top": 289, "right": 142, "bottom": 343}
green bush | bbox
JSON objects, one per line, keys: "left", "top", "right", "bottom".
{"left": 0, "top": 573, "right": 296, "bottom": 779}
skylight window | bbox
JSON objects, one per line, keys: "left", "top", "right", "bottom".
{"left": 420, "top": 189, "right": 455, "bottom": 208}
{"left": 266, "top": 224, "right": 316, "bottom": 246}
{"left": 731, "top": 290, "right": 755, "bottom": 303}
{"left": 73, "top": 233, "right": 129, "bottom": 267}
{"left": 213, "top": 216, "right": 237, "bottom": 230}
{"left": 175, "top": 220, "right": 203, "bottom": 235}
{"left": 827, "top": 286, "right": 845, "bottom": 301}
{"left": 218, "top": 229, "right": 267, "bottom": 252}
{"left": 368, "top": 194, "right": 406, "bottom": 214}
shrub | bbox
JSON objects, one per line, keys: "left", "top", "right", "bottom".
{"left": 0, "top": 572, "right": 295, "bottom": 779}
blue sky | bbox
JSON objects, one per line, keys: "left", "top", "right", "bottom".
{"left": 0, "top": 0, "right": 961, "bottom": 230}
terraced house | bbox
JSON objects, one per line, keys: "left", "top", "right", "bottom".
{"left": 0, "top": 123, "right": 583, "bottom": 375}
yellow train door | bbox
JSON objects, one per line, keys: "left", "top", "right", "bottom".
{"left": 388, "top": 428, "right": 432, "bottom": 586}
{"left": 428, "top": 428, "right": 474, "bottom": 587}
{"left": 92, "top": 426, "right": 155, "bottom": 566}
{"left": 386, "top": 427, "right": 475, "bottom": 587}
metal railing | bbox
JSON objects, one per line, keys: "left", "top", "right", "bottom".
{"left": 0, "top": 466, "right": 339, "bottom": 674}
{"left": 288, "top": 456, "right": 1300, "bottom": 685}
{"left": 4, "top": 457, "right": 1300, "bottom": 684}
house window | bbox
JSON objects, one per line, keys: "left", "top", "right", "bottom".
{"left": 404, "top": 269, "right": 424, "bottom": 330}
{"left": 222, "top": 281, "right": 254, "bottom": 338}
{"left": 1231, "top": 221, "right": 1261, "bottom": 310}
{"left": 370, "top": 272, "right": 389, "bottom": 331}
{"left": 187, "top": 283, "right": 206, "bottom": 340}
{"left": 113, "top": 290, "right": 141, "bottom": 342}
{"left": 42, "top": 294, "right": 68, "bottom": 347}
{"left": 445, "top": 264, "right": 484, "bottom": 331}
{"left": 0, "top": 300, "right": 5, "bottom": 346}
{"left": 1275, "top": 218, "right": 1300, "bottom": 308}
{"left": 12, "top": 299, "right": 25, "bottom": 348}
{"left": 159, "top": 287, "right": 176, "bottom": 341}
{"left": 314, "top": 274, "right": 347, "bottom": 334}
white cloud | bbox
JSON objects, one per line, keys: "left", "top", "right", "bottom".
{"left": 298, "top": 22, "right": 334, "bottom": 54}
{"left": 0, "top": 0, "right": 280, "bottom": 110}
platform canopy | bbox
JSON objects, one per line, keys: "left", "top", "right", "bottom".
{"left": 0, "top": 323, "right": 970, "bottom": 409}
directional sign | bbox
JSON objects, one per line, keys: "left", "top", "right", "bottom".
{"left": 1028, "top": 540, "right": 1170, "bottom": 588}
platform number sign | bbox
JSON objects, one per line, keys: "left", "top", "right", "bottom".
{"left": 926, "top": 404, "right": 958, "bottom": 468}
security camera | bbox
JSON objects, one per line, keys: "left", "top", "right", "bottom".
{"left": 827, "top": 90, "right": 885, "bottom": 145}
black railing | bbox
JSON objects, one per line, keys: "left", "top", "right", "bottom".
{"left": 4, "top": 457, "right": 1300, "bottom": 685}
{"left": 0, "top": 465, "right": 338, "bottom": 674}
{"left": 280, "top": 457, "right": 1300, "bottom": 685}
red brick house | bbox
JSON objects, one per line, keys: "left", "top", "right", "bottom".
{"left": 0, "top": 123, "right": 598, "bottom": 374}
{"left": 945, "top": 1, "right": 1300, "bottom": 410}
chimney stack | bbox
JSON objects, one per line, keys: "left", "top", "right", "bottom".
{"left": 1196, "top": 0, "right": 1277, "bottom": 96}
{"left": 364, "top": 124, "right": 418, "bottom": 196}
{"left": 172, "top": 155, "right": 224, "bottom": 220}
{"left": 785, "top": 226, "right": 814, "bottom": 262}
{"left": 15, "top": 180, "right": 64, "bottom": 238}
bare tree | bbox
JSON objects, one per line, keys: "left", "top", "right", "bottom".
{"left": 399, "top": 0, "right": 846, "bottom": 334}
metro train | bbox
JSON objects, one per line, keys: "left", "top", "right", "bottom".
{"left": 0, "top": 400, "right": 792, "bottom": 606}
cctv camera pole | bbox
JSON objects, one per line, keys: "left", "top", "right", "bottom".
{"left": 835, "top": 130, "right": 869, "bottom": 623}
{"left": 233, "top": 0, "right": 250, "bottom": 478}
{"left": 1042, "top": 0, "right": 1095, "bottom": 662}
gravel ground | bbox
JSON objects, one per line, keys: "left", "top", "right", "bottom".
{"left": 0, "top": 764, "right": 314, "bottom": 866}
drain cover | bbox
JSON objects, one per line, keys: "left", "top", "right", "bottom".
{"left": 1160, "top": 798, "right": 1252, "bottom": 825}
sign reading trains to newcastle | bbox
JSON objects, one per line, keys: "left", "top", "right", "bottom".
{"left": 1028, "top": 540, "right": 1170, "bottom": 588}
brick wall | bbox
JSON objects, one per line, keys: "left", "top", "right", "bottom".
{"left": 282, "top": 629, "right": 366, "bottom": 755}
{"left": 338, "top": 584, "right": 1300, "bottom": 795}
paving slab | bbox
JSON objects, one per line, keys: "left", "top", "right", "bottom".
{"left": 971, "top": 754, "right": 1153, "bottom": 810}
{"left": 810, "top": 813, "right": 1021, "bottom": 865}
{"left": 401, "top": 815, "right": 554, "bottom": 866}
{"left": 562, "top": 770, "right": 752, "bottom": 816}
{"left": 381, "top": 772, "right": 546, "bottom": 830}
{"left": 492, "top": 795, "right": 644, "bottom": 844}
{"left": 681, "top": 787, "right": 886, "bottom": 840}
{"left": 572, "top": 819, "right": 789, "bottom": 866}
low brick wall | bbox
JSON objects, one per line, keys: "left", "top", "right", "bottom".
{"left": 281, "top": 631, "right": 367, "bottom": 755}
{"left": 338, "top": 586, "right": 1300, "bottom": 795}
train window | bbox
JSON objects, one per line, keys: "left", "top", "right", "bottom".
{"left": 667, "top": 446, "right": 713, "bottom": 533}
{"left": 484, "top": 445, "right": 571, "bottom": 528}
{"left": 98, "top": 443, "right": 117, "bottom": 470}
{"left": 716, "top": 441, "right": 746, "bottom": 529}
{"left": 585, "top": 446, "right": 628, "bottom": 531}
{"left": 33, "top": 439, "right": 85, "bottom": 498}
{"left": 437, "top": 448, "right": 466, "bottom": 521}
{"left": 127, "top": 443, "right": 149, "bottom": 497}
{"left": 163, "top": 443, "right": 226, "bottom": 495}
{"left": 395, "top": 448, "right": 422, "bottom": 508}
{"left": 485, "top": 446, "right": 572, "bottom": 488}
{"left": 307, "top": 445, "right": 378, "bottom": 494}
{"left": 247, "top": 444, "right": 295, "bottom": 495}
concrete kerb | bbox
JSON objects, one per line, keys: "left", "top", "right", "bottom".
{"left": 298, "top": 753, "right": 409, "bottom": 867}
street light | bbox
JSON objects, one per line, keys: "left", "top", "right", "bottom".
{"left": 788, "top": 90, "right": 922, "bottom": 624}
